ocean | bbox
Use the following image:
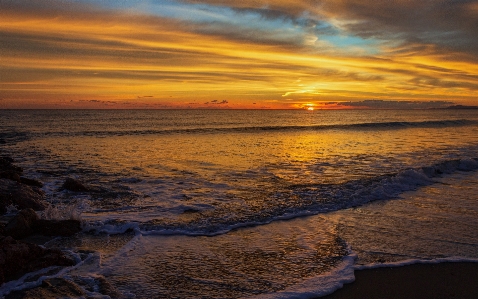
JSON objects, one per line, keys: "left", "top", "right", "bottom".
{"left": 1, "top": 109, "right": 478, "bottom": 298}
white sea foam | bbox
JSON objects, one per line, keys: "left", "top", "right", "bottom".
{"left": 0, "top": 251, "right": 97, "bottom": 297}
{"left": 82, "top": 220, "right": 141, "bottom": 235}
{"left": 253, "top": 252, "right": 357, "bottom": 299}
{"left": 355, "top": 256, "right": 478, "bottom": 271}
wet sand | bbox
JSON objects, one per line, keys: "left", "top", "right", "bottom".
{"left": 321, "top": 262, "right": 478, "bottom": 299}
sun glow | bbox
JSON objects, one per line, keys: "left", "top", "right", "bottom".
{"left": 307, "top": 107, "right": 314, "bottom": 111}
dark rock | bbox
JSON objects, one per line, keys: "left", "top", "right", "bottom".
{"left": 61, "top": 178, "right": 89, "bottom": 192}
{"left": 34, "top": 219, "right": 82, "bottom": 237}
{"left": 0, "top": 156, "right": 14, "bottom": 164}
{"left": 20, "top": 177, "right": 43, "bottom": 188}
{"left": 5, "top": 208, "right": 39, "bottom": 239}
{"left": 0, "top": 236, "right": 75, "bottom": 285}
{"left": 5, "top": 278, "right": 86, "bottom": 299}
{"left": 0, "top": 171, "right": 21, "bottom": 182}
{"left": 0, "top": 157, "right": 23, "bottom": 174}
{"left": 0, "top": 179, "right": 48, "bottom": 214}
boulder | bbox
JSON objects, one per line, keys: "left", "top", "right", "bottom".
{"left": 5, "top": 208, "right": 39, "bottom": 239}
{"left": 61, "top": 178, "right": 89, "bottom": 192}
{"left": 20, "top": 177, "right": 43, "bottom": 188}
{"left": 0, "top": 171, "right": 21, "bottom": 182}
{"left": 0, "top": 179, "right": 48, "bottom": 214}
{"left": 0, "top": 157, "right": 23, "bottom": 174}
{"left": 34, "top": 219, "right": 82, "bottom": 237}
{"left": 0, "top": 236, "right": 75, "bottom": 285}
{"left": 5, "top": 278, "right": 86, "bottom": 299}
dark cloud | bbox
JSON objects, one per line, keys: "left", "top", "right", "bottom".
{"left": 205, "top": 100, "right": 229, "bottom": 105}
{"left": 329, "top": 99, "right": 455, "bottom": 109}
{"left": 182, "top": 0, "right": 478, "bottom": 59}
{"left": 321, "top": 0, "right": 478, "bottom": 57}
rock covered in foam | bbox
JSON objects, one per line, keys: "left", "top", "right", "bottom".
{"left": 0, "top": 236, "right": 75, "bottom": 285}
{"left": 5, "top": 278, "right": 86, "bottom": 299}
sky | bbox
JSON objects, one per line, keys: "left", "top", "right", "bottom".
{"left": 1, "top": 0, "right": 478, "bottom": 109}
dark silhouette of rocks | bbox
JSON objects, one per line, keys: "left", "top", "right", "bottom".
{"left": 34, "top": 219, "right": 82, "bottom": 237}
{"left": 4, "top": 276, "right": 125, "bottom": 299}
{"left": 0, "top": 236, "right": 75, "bottom": 285}
{"left": 19, "top": 177, "right": 43, "bottom": 188}
{"left": 0, "top": 179, "right": 48, "bottom": 214}
{"left": 5, "top": 209, "right": 39, "bottom": 239}
{"left": 4, "top": 209, "right": 82, "bottom": 239}
{"left": 0, "top": 157, "right": 23, "bottom": 174}
{"left": 5, "top": 278, "right": 86, "bottom": 299}
{"left": 61, "top": 178, "right": 89, "bottom": 192}
{"left": 0, "top": 171, "right": 21, "bottom": 183}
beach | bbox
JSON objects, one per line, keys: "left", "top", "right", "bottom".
{"left": 321, "top": 262, "right": 478, "bottom": 299}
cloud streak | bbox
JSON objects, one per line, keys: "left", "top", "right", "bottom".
{"left": 0, "top": 0, "right": 477, "bottom": 108}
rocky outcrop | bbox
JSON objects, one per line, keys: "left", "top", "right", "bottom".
{"left": 0, "top": 171, "right": 21, "bottom": 183}
{"left": 34, "top": 219, "right": 82, "bottom": 237}
{"left": 19, "top": 177, "right": 43, "bottom": 188}
{"left": 0, "top": 157, "right": 23, "bottom": 174}
{"left": 0, "top": 179, "right": 47, "bottom": 214}
{"left": 4, "top": 275, "right": 125, "bottom": 299}
{"left": 0, "top": 236, "right": 76, "bottom": 285}
{"left": 4, "top": 209, "right": 82, "bottom": 239}
{"left": 61, "top": 178, "right": 89, "bottom": 192}
{"left": 5, "top": 278, "right": 86, "bottom": 299}
{"left": 4, "top": 209, "right": 39, "bottom": 239}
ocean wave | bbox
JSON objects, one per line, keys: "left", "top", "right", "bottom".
{"left": 84, "top": 157, "right": 478, "bottom": 237}
{"left": 31, "top": 119, "right": 478, "bottom": 137}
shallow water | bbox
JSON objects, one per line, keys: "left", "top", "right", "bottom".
{"left": 1, "top": 109, "right": 478, "bottom": 298}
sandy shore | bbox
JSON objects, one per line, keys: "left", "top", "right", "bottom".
{"left": 320, "top": 262, "right": 478, "bottom": 299}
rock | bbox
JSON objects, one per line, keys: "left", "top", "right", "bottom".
{"left": 4, "top": 276, "right": 125, "bottom": 299}
{"left": 61, "top": 178, "right": 88, "bottom": 192}
{"left": 5, "top": 278, "right": 86, "bottom": 299}
{"left": 0, "top": 236, "right": 75, "bottom": 285}
{"left": 20, "top": 177, "right": 43, "bottom": 188}
{"left": 0, "top": 157, "right": 23, "bottom": 174}
{"left": 0, "top": 156, "right": 14, "bottom": 164}
{"left": 5, "top": 209, "right": 39, "bottom": 239}
{"left": 34, "top": 219, "right": 82, "bottom": 237}
{"left": 0, "top": 179, "right": 48, "bottom": 214}
{"left": 0, "top": 171, "right": 21, "bottom": 182}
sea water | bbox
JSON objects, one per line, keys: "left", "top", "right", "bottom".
{"left": 1, "top": 109, "right": 477, "bottom": 298}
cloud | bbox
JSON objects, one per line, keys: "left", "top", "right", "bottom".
{"left": 1, "top": 0, "right": 477, "bottom": 108}
{"left": 204, "top": 100, "right": 228, "bottom": 105}
{"left": 181, "top": 1, "right": 478, "bottom": 58}
{"left": 328, "top": 99, "right": 455, "bottom": 109}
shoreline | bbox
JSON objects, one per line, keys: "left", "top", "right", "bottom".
{"left": 320, "top": 261, "right": 478, "bottom": 299}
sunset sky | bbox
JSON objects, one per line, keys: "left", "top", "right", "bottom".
{"left": 1, "top": 0, "right": 478, "bottom": 109}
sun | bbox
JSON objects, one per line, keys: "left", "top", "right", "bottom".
{"left": 307, "top": 106, "right": 314, "bottom": 111}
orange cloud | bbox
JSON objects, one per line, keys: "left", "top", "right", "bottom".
{"left": 1, "top": 0, "right": 477, "bottom": 108}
